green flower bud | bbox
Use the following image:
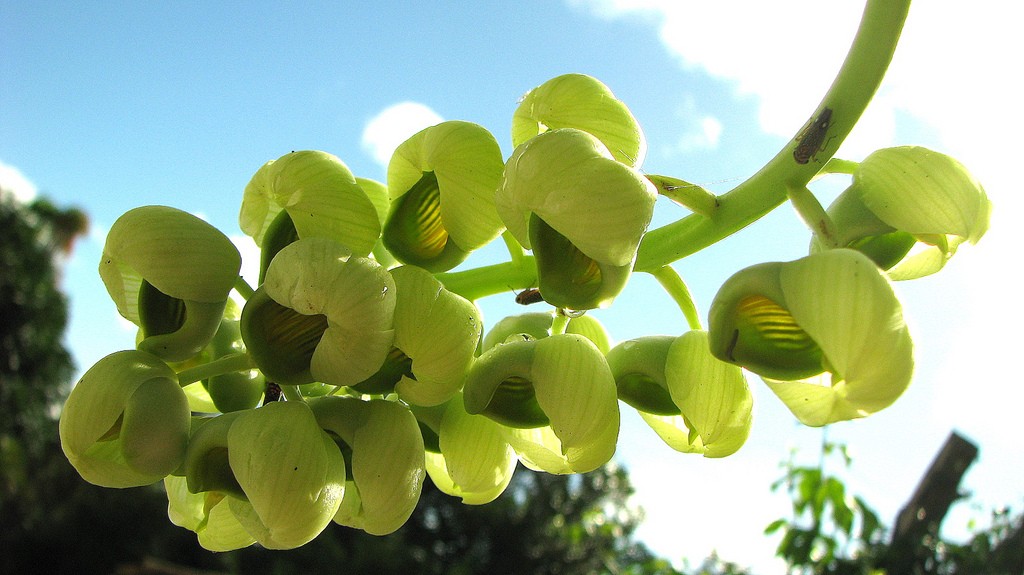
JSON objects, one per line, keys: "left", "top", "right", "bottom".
{"left": 310, "top": 396, "right": 424, "bottom": 534}
{"left": 165, "top": 474, "right": 256, "bottom": 551}
{"left": 481, "top": 312, "right": 554, "bottom": 351}
{"left": 183, "top": 402, "right": 346, "bottom": 550}
{"left": 512, "top": 73, "right": 646, "bottom": 168}
{"left": 387, "top": 265, "right": 482, "bottom": 406}
{"left": 481, "top": 311, "right": 611, "bottom": 354}
{"left": 99, "top": 206, "right": 241, "bottom": 362}
{"left": 463, "top": 333, "right": 619, "bottom": 474}
{"left": 608, "top": 333, "right": 752, "bottom": 458}
{"left": 815, "top": 146, "right": 991, "bottom": 279}
{"left": 240, "top": 238, "right": 396, "bottom": 386}
{"left": 239, "top": 151, "right": 381, "bottom": 257}
{"left": 496, "top": 128, "right": 656, "bottom": 309}
{"left": 414, "top": 394, "right": 517, "bottom": 505}
{"left": 59, "top": 350, "right": 189, "bottom": 487}
{"left": 708, "top": 249, "right": 914, "bottom": 426}
{"left": 383, "top": 121, "right": 505, "bottom": 272}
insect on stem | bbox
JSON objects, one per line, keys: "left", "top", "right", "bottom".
{"left": 793, "top": 107, "right": 834, "bottom": 165}
{"left": 515, "top": 287, "right": 545, "bottom": 305}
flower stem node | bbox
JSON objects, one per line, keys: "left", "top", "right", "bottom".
{"left": 608, "top": 332, "right": 752, "bottom": 458}
{"left": 239, "top": 151, "right": 382, "bottom": 257}
{"left": 496, "top": 128, "right": 657, "bottom": 310}
{"left": 240, "top": 237, "right": 396, "bottom": 387}
{"left": 816, "top": 146, "right": 991, "bottom": 279}
{"left": 512, "top": 73, "right": 647, "bottom": 168}
{"left": 99, "top": 206, "right": 241, "bottom": 362}
{"left": 383, "top": 121, "right": 505, "bottom": 272}
{"left": 708, "top": 249, "right": 914, "bottom": 426}
{"left": 59, "top": 350, "right": 190, "bottom": 487}
{"left": 310, "top": 396, "right": 425, "bottom": 535}
{"left": 463, "top": 333, "right": 619, "bottom": 474}
{"left": 179, "top": 401, "right": 346, "bottom": 550}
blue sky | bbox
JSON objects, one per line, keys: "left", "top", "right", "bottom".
{"left": 2, "top": 1, "right": 1021, "bottom": 570}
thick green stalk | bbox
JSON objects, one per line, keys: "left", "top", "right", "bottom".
{"left": 435, "top": 256, "right": 538, "bottom": 301}
{"left": 175, "top": 352, "right": 256, "bottom": 387}
{"left": 634, "top": 0, "right": 911, "bottom": 272}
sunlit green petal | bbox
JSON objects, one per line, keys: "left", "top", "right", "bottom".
{"left": 496, "top": 128, "right": 656, "bottom": 268}
{"left": 389, "top": 121, "right": 505, "bottom": 249}
{"left": 427, "top": 394, "right": 517, "bottom": 505}
{"left": 463, "top": 337, "right": 546, "bottom": 428}
{"left": 565, "top": 314, "right": 611, "bottom": 354}
{"left": 239, "top": 151, "right": 380, "bottom": 256}
{"left": 59, "top": 350, "right": 188, "bottom": 488}
{"left": 770, "top": 249, "right": 914, "bottom": 425}
{"left": 512, "top": 73, "right": 646, "bottom": 168}
{"left": 227, "top": 402, "right": 346, "bottom": 549}
{"left": 481, "top": 312, "right": 553, "bottom": 351}
{"left": 708, "top": 261, "right": 825, "bottom": 381}
{"left": 607, "top": 336, "right": 678, "bottom": 416}
{"left": 390, "top": 265, "right": 482, "bottom": 406}
{"left": 255, "top": 238, "right": 396, "bottom": 386}
{"left": 310, "top": 396, "right": 425, "bottom": 535}
{"left": 165, "top": 476, "right": 256, "bottom": 551}
{"left": 664, "top": 331, "right": 752, "bottom": 458}
{"left": 857, "top": 146, "right": 990, "bottom": 246}
{"left": 100, "top": 206, "right": 241, "bottom": 321}
{"left": 529, "top": 215, "right": 634, "bottom": 310}
{"left": 634, "top": 412, "right": 703, "bottom": 455}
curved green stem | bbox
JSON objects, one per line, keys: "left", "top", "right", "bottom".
{"left": 787, "top": 185, "right": 838, "bottom": 248}
{"left": 234, "top": 276, "right": 255, "bottom": 300}
{"left": 649, "top": 266, "right": 702, "bottom": 331}
{"left": 550, "top": 313, "right": 570, "bottom": 335}
{"left": 821, "top": 157, "right": 859, "bottom": 176}
{"left": 502, "top": 230, "right": 526, "bottom": 265}
{"left": 634, "top": 0, "right": 911, "bottom": 272}
{"left": 435, "top": 256, "right": 538, "bottom": 301}
{"left": 176, "top": 352, "right": 256, "bottom": 387}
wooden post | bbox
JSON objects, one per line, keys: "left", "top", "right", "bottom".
{"left": 883, "top": 431, "right": 979, "bottom": 573}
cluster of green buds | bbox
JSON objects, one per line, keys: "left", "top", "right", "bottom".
{"left": 59, "top": 70, "right": 990, "bottom": 550}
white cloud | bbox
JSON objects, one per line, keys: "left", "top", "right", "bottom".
{"left": 678, "top": 115, "right": 723, "bottom": 152}
{"left": 230, "top": 234, "right": 262, "bottom": 288}
{"left": 361, "top": 102, "right": 444, "bottom": 168}
{"left": 0, "top": 160, "right": 39, "bottom": 202}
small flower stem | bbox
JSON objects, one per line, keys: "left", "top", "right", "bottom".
{"left": 633, "top": 0, "right": 910, "bottom": 272}
{"left": 787, "top": 185, "right": 838, "bottom": 248}
{"left": 502, "top": 230, "right": 526, "bottom": 265}
{"left": 550, "top": 313, "right": 570, "bottom": 335}
{"left": 234, "top": 276, "right": 255, "bottom": 301}
{"left": 281, "top": 385, "right": 307, "bottom": 403}
{"left": 176, "top": 352, "right": 256, "bottom": 387}
{"left": 646, "top": 174, "right": 719, "bottom": 218}
{"left": 821, "top": 158, "right": 859, "bottom": 176}
{"left": 649, "top": 265, "right": 703, "bottom": 331}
